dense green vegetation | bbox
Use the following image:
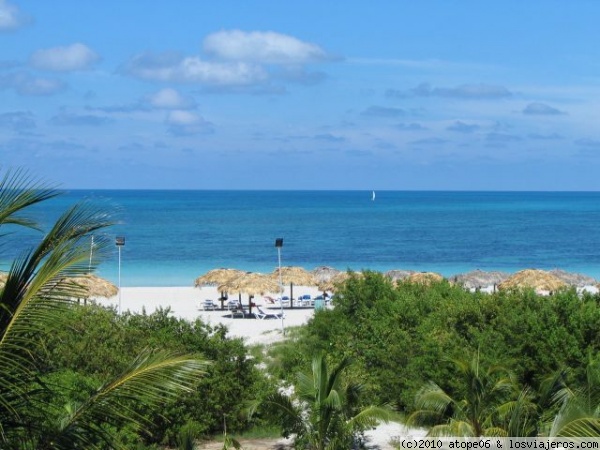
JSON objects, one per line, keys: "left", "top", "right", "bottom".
{"left": 37, "top": 304, "right": 276, "bottom": 447}
{"left": 4, "top": 168, "right": 600, "bottom": 447}
{"left": 0, "top": 170, "right": 269, "bottom": 448}
{"left": 24, "top": 270, "right": 600, "bottom": 446}
{"left": 268, "top": 271, "right": 600, "bottom": 437}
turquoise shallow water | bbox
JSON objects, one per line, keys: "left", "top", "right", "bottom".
{"left": 2, "top": 190, "right": 600, "bottom": 286}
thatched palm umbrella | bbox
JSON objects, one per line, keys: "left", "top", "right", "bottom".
{"left": 549, "top": 269, "right": 597, "bottom": 288}
{"left": 317, "top": 271, "right": 365, "bottom": 294}
{"left": 218, "top": 272, "right": 282, "bottom": 315}
{"left": 194, "top": 268, "right": 246, "bottom": 287}
{"left": 195, "top": 268, "right": 246, "bottom": 309}
{"left": 498, "top": 269, "right": 567, "bottom": 293}
{"left": 58, "top": 274, "right": 118, "bottom": 305}
{"left": 312, "top": 266, "right": 341, "bottom": 284}
{"left": 385, "top": 269, "right": 415, "bottom": 284}
{"left": 406, "top": 272, "right": 444, "bottom": 286}
{"left": 451, "top": 269, "right": 510, "bottom": 291}
{"left": 270, "top": 266, "right": 317, "bottom": 309}
{"left": 74, "top": 274, "right": 118, "bottom": 298}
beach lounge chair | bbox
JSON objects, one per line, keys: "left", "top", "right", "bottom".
{"left": 300, "top": 294, "right": 312, "bottom": 307}
{"left": 202, "top": 299, "right": 217, "bottom": 311}
{"left": 227, "top": 300, "right": 240, "bottom": 311}
{"left": 255, "top": 306, "right": 284, "bottom": 320}
{"left": 228, "top": 303, "right": 248, "bottom": 318}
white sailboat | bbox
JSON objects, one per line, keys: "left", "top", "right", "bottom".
{"left": 372, "top": 190, "right": 376, "bottom": 201}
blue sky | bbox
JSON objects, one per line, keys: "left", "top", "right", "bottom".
{"left": 1, "top": 1, "right": 600, "bottom": 190}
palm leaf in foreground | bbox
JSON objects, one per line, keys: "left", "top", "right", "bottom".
{"left": 42, "top": 350, "right": 209, "bottom": 449}
{"left": 0, "top": 190, "right": 115, "bottom": 444}
{"left": 0, "top": 168, "right": 59, "bottom": 230}
{"left": 550, "top": 357, "right": 600, "bottom": 437}
{"left": 0, "top": 170, "right": 210, "bottom": 448}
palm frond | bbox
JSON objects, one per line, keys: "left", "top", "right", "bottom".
{"left": 0, "top": 200, "right": 114, "bottom": 347}
{"left": 0, "top": 171, "right": 213, "bottom": 449}
{"left": 0, "top": 168, "right": 59, "bottom": 229}
{"left": 0, "top": 239, "right": 102, "bottom": 434}
{"left": 483, "top": 426, "right": 508, "bottom": 437}
{"left": 297, "top": 371, "right": 317, "bottom": 401}
{"left": 428, "top": 420, "right": 475, "bottom": 437}
{"left": 346, "top": 404, "right": 397, "bottom": 430}
{"left": 247, "top": 390, "right": 305, "bottom": 435}
{"left": 313, "top": 355, "right": 326, "bottom": 401}
{"left": 414, "top": 381, "right": 454, "bottom": 414}
{"left": 549, "top": 357, "right": 600, "bottom": 437}
{"left": 325, "top": 356, "right": 352, "bottom": 397}
{"left": 555, "top": 417, "right": 600, "bottom": 438}
{"left": 497, "top": 389, "right": 538, "bottom": 437}
{"left": 45, "top": 350, "right": 208, "bottom": 449}
{"left": 323, "top": 388, "right": 343, "bottom": 411}
{"left": 406, "top": 409, "right": 444, "bottom": 427}
{"left": 539, "top": 369, "right": 569, "bottom": 409}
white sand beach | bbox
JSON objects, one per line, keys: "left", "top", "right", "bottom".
{"left": 96, "top": 285, "right": 325, "bottom": 346}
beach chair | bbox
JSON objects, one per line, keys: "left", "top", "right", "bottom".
{"left": 255, "top": 306, "right": 284, "bottom": 320}
{"left": 202, "top": 299, "right": 217, "bottom": 311}
{"left": 228, "top": 303, "right": 248, "bottom": 318}
{"left": 227, "top": 300, "right": 239, "bottom": 311}
{"left": 300, "top": 294, "right": 312, "bottom": 307}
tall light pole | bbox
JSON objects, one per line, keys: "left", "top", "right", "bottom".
{"left": 88, "top": 235, "right": 94, "bottom": 274}
{"left": 275, "top": 238, "right": 284, "bottom": 335}
{"left": 116, "top": 236, "right": 125, "bottom": 314}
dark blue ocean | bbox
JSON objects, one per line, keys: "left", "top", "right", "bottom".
{"left": 2, "top": 190, "right": 600, "bottom": 286}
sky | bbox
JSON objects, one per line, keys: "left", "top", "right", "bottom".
{"left": 1, "top": 1, "right": 600, "bottom": 190}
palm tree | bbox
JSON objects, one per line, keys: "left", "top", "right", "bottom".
{"left": 549, "top": 356, "right": 600, "bottom": 437}
{"left": 252, "top": 354, "right": 394, "bottom": 450}
{"left": 408, "top": 352, "right": 520, "bottom": 437}
{"left": 501, "top": 387, "right": 540, "bottom": 437}
{"left": 0, "top": 169, "right": 207, "bottom": 448}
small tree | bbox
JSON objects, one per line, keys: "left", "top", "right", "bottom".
{"left": 253, "top": 354, "right": 394, "bottom": 449}
{"left": 408, "top": 352, "right": 522, "bottom": 437}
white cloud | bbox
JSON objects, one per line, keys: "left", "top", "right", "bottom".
{"left": 0, "top": 0, "right": 26, "bottom": 30}
{"left": 30, "top": 43, "right": 99, "bottom": 71}
{"left": 124, "top": 52, "right": 267, "bottom": 86}
{"left": 19, "top": 76, "right": 64, "bottom": 95}
{"left": 0, "top": 72, "right": 65, "bottom": 95}
{"left": 122, "top": 31, "right": 333, "bottom": 89}
{"left": 146, "top": 88, "right": 196, "bottom": 109}
{"left": 0, "top": 111, "right": 36, "bottom": 130}
{"left": 361, "top": 106, "right": 405, "bottom": 118}
{"left": 203, "top": 30, "right": 329, "bottom": 64}
{"left": 167, "top": 110, "right": 199, "bottom": 125}
{"left": 166, "top": 110, "right": 213, "bottom": 136}
{"left": 410, "top": 82, "right": 512, "bottom": 99}
{"left": 522, "top": 102, "right": 566, "bottom": 115}
{"left": 49, "top": 111, "right": 112, "bottom": 126}
{"left": 447, "top": 121, "right": 480, "bottom": 133}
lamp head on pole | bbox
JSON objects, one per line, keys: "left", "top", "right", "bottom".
{"left": 116, "top": 236, "right": 125, "bottom": 247}
{"left": 275, "top": 238, "right": 283, "bottom": 248}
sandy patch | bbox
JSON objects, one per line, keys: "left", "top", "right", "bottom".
{"left": 95, "top": 286, "right": 323, "bottom": 345}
